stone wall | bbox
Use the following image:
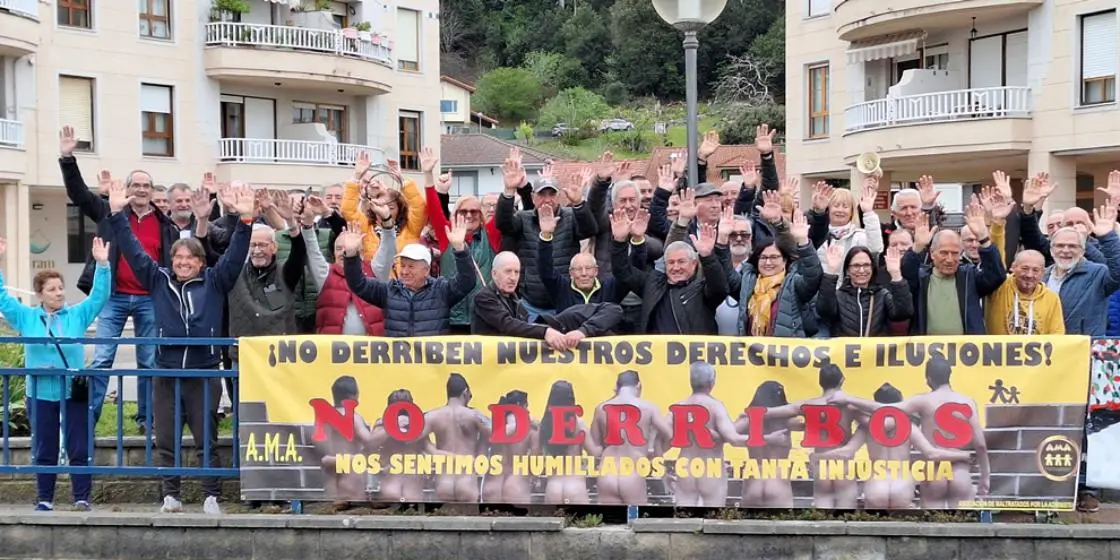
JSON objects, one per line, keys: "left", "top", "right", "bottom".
{"left": 984, "top": 403, "right": 1083, "bottom": 501}
{"left": 0, "top": 514, "right": 1118, "bottom": 560}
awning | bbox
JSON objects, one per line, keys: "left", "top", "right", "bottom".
{"left": 847, "top": 30, "right": 928, "bottom": 64}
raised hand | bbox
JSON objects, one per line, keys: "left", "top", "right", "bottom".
{"left": 255, "top": 187, "right": 274, "bottom": 210}
{"left": 502, "top": 148, "right": 525, "bottom": 192}
{"left": 690, "top": 223, "right": 717, "bottom": 257}
{"left": 419, "top": 146, "right": 438, "bottom": 173}
{"left": 386, "top": 159, "right": 402, "bottom": 183}
{"left": 781, "top": 175, "right": 800, "bottom": 198}
{"left": 630, "top": 208, "right": 650, "bottom": 238}
{"left": 657, "top": 164, "right": 676, "bottom": 191}
{"left": 434, "top": 171, "right": 453, "bottom": 194}
{"left": 757, "top": 190, "right": 782, "bottom": 224}
{"left": 108, "top": 179, "right": 132, "bottom": 213}
{"left": 717, "top": 205, "right": 735, "bottom": 237}
{"left": 338, "top": 224, "right": 365, "bottom": 256}
{"left": 884, "top": 246, "right": 902, "bottom": 280}
{"left": 59, "top": 126, "right": 78, "bottom": 157}
{"left": 562, "top": 173, "right": 585, "bottom": 205}
{"left": 367, "top": 196, "right": 392, "bottom": 222}
{"left": 191, "top": 188, "right": 211, "bottom": 219}
{"left": 739, "top": 160, "right": 759, "bottom": 189}
{"left": 966, "top": 195, "right": 989, "bottom": 240}
{"left": 1022, "top": 172, "right": 1056, "bottom": 212}
{"left": 790, "top": 206, "right": 809, "bottom": 244}
{"left": 992, "top": 170, "right": 1013, "bottom": 200}
{"left": 446, "top": 213, "right": 469, "bottom": 250}
{"left": 596, "top": 151, "right": 617, "bottom": 180}
{"left": 860, "top": 177, "right": 878, "bottom": 213}
{"left": 538, "top": 204, "right": 559, "bottom": 235}
{"left": 755, "top": 124, "right": 776, "bottom": 155}
{"left": 676, "top": 187, "right": 698, "bottom": 221}
{"left": 810, "top": 181, "right": 833, "bottom": 212}
{"left": 610, "top": 208, "right": 631, "bottom": 242}
{"left": 305, "top": 195, "right": 329, "bottom": 218}
{"left": 1092, "top": 202, "right": 1118, "bottom": 238}
{"left": 1098, "top": 169, "right": 1120, "bottom": 206}
{"left": 825, "top": 241, "right": 844, "bottom": 275}
{"left": 616, "top": 161, "right": 634, "bottom": 183}
{"left": 917, "top": 175, "right": 939, "bottom": 207}
{"left": 913, "top": 213, "right": 936, "bottom": 252}
{"left": 353, "top": 151, "right": 372, "bottom": 181}
{"left": 538, "top": 161, "right": 554, "bottom": 180}
{"left": 232, "top": 184, "right": 256, "bottom": 216}
{"left": 91, "top": 237, "right": 111, "bottom": 264}
{"left": 698, "top": 130, "right": 720, "bottom": 160}
{"left": 670, "top": 151, "right": 686, "bottom": 176}
{"left": 97, "top": 169, "right": 112, "bottom": 195}
{"left": 272, "top": 190, "right": 294, "bottom": 222}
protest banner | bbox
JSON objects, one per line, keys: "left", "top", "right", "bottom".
{"left": 237, "top": 335, "right": 1089, "bottom": 510}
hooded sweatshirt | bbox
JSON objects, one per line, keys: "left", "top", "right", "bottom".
{"left": 984, "top": 276, "right": 1065, "bottom": 335}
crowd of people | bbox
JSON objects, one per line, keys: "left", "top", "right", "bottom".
{"left": 5, "top": 123, "right": 1120, "bottom": 513}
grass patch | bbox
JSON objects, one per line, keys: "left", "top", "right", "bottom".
{"left": 535, "top": 117, "right": 720, "bottom": 162}
{"left": 569, "top": 513, "right": 604, "bottom": 528}
{"left": 95, "top": 402, "right": 234, "bottom": 438}
{"left": 665, "top": 116, "right": 718, "bottom": 147}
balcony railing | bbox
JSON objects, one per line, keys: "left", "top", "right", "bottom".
{"left": 0, "top": 0, "right": 38, "bottom": 19}
{"left": 844, "top": 86, "right": 1032, "bottom": 132}
{"left": 0, "top": 119, "right": 24, "bottom": 149}
{"left": 218, "top": 138, "right": 383, "bottom": 166}
{"left": 204, "top": 22, "right": 392, "bottom": 67}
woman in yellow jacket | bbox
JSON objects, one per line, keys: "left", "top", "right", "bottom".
{"left": 341, "top": 154, "right": 428, "bottom": 264}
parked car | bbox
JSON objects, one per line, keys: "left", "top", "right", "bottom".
{"left": 598, "top": 118, "right": 635, "bottom": 132}
{"left": 551, "top": 123, "right": 570, "bottom": 137}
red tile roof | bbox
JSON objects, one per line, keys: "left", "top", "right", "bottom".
{"left": 440, "top": 134, "right": 559, "bottom": 167}
{"left": 647, "top": 146, "right": 787, "bottom": 183}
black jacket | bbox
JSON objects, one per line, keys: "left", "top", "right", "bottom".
{"left": 611, "top": 239, "right": 728, "bottom": 334}
{"left": 60, "top": 157, "right": 179, "bottom": 295}
{"left": 538, "top": 236, "right": 637, "bottom": 311}
{"left": 816, "top": 273, "right": 913, "bottom": 336}
{"left": 588, "top": 176, "right": 664, "bottom": 275}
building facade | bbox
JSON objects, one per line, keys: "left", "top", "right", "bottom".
{"left": 785, "top": 0, "right": 1118, "bottom": 211}
{"left": 0, "top": 0, "right": 441, "bottom": 299}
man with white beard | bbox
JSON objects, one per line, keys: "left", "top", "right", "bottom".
{"left": 1044, "top": 203, "right": 1120, "bottom": 336}
{"left": 715, "top": 214, "right": 753, "bottom": 335}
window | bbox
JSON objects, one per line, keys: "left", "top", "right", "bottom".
{"left": 924, "top": 44, "right": 949, "bottom": 70}
{"left": 141, "top": 83, "right": 174, "bottom": 157}
{"left": 67, "top": 204, "right": 97, "bottom": 264}
{"left": 440, "top": 99, "right": 457, "bottom": 113}
{"left": 399, "top": 111, "right": 421, "bottom": 170}
{"left": 807, "top": 64, "right": 829, "bottom": 138}
{"left": 139, "top": 0, "right": 171, "bottom": 39}
{"left": 292, "top": 102, "right": 348, "bottom": 143}
{"left": 59, "top": 76, "right": 95, "bottom": 152}
{"left": 807, "top": 0, "right": 828, "bottom": 17}
{"left": 396, "top": 8, "right": 420, "bottom": 71}
{"left": 58, "top": 0, "right": 90, "bottom": 28}
{"left": 1080, "top": 10, "right": 1118, "bottom": 105}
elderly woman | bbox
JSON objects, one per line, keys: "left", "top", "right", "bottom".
{"left": 718, "top": 207, "right": 822, "bottom": 337}
{"left": 0, "top": 236, "right": 111, "bottom": 512}
{"left": 816, "top": 245, "right": 913, "bottom": 336}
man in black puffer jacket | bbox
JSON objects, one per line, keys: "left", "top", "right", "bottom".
{"left": 495, "top": 150, "right": 598, "bottom": 318}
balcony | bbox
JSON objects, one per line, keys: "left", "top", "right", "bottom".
{"left": 214, "top": 138, "right": 385, "bottom": 187}
{"left": 842, "top": 87, "right": 1033, "bottom": 170}
{"left": 834, "top": 0, "right": 1043, "bottom": 41}
{"left": 0, "top": 0, "right": 39, "bottom": 57}
{"left": 0, "top": 118, "right": 26, "bottom": 182}
{"left": 203, "top": 22, "right": 394, "bottom": 95}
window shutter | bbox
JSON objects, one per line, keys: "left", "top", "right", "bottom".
{"left": 58, "top": 76, "right": 94, "bottom": 146}
{"left": 1082, "top": 11, "right": 1118, "bottom": 79}
{"left": 396, "top": 8, "right": 419, "bottom": 63}
{"left": 140, "top": 84, "right": 172, "bottom": 114}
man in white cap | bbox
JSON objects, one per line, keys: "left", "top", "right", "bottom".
{"left": 337, "top": 216, "right": 476, "bottom": 336}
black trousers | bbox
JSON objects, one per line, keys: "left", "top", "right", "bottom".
{"left": 153, "top": 374, "right": 223, "bottom": 499}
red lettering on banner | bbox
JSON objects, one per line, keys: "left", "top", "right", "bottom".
{"left": 932, "top": 403, "right": 974, "bottom": 448}
{"left": 547, "top": 405, "right": 585, "bottom": 446}
{"left": 383, "top": 401, "right": 424, "bottom": 441}
{"left": 309, "top": 398, "right": 357, "bottom": 443}
{"left": 603, "top": 404, "right": 646, "bottom": 446}
{"left": 743, "top": 406, "right": 768, "bottom": 447}
{"left": 668, "top": 404, "right": 715, "bottom": 448}
{"left": 801, "top": 404, "right": 844, "bottom": 447}
{"left": 489, "top": 404, "right": 531, "bottom": 444}
{"left": 868, "top": 406, "right": 910, "bottom": 446}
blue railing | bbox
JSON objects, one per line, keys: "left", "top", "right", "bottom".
{"left": 0, "top": 336, "right": 239, "bottom": 478}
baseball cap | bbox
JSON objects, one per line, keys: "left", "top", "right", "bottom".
{"left": 397, "top": 243, "right": 432, "bottom": 265}
{"left": 693, "top": 183, "right": 721, "bottom": 199}
{"left": 533, "top": 178, "right": 560, "bottom": 194}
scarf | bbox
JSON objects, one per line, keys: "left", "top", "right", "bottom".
{"left": 748, "top": 270, "right": 786, "bottom": 336}
{"left": 828, "top": 223, "right": 853, "bottom": 240}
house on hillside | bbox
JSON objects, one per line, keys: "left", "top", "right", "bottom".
{"left": 440, "top": 135, "right": 555, "bottom": 197}
{"left": 440, "top": 76, "right": 500, "bottom": 134}
{"left": 646, "top": 146, "right": 788, "bottom": 185}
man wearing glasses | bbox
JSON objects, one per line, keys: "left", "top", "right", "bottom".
{"left": 715, "top": 215, "right": 753, "bottom": 335}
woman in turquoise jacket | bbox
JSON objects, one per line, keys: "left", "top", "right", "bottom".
{"left": 0, "top": 236, "right": 111, "bottom": 511}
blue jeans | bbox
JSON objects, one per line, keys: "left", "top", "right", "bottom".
{"left": 30, "top": 397, "right": 91, "bottom": 504}
{"left": 88, "top": 294, "right": 156, "bottom": 426}
{"left": 518, "top": 300, "right": 555, "bottom": 324}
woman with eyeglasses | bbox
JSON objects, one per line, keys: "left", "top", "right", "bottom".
{"left": 816, "top": 244, "right": 913, "bottom": 337}
{"left": 719, "top": 208, "right": 822, "bottom": 337}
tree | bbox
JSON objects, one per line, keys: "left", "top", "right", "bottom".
{"left": 608, "top": 0, "right": 684, "bottom": 99}
{"left": 714, "top": 102, "right": 786, "bottom": 145}
{"left": 472, "top": 67, "right": 544, "bottom": 124}
{"left": 537, "top": 87, "right": 612, "bottom": 128}
{"left": 522, "top": 51, "right": 586, "bottom": 96}
{"left": 712, "top": 53, "right": 775, "bottom": 106}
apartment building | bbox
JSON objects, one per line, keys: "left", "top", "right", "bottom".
{"left": 785, "top": 0, "right": 1118, "bottom": 213}
{"left": 0, "top": 0, "right": 441, "bottom": 299}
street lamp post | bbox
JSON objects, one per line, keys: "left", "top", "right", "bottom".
{"left": 652, "top": 0, "right": 727, "bottom": 188}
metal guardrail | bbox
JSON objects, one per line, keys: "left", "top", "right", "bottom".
{"left": 0, "top": 337, "right": 239, "bottom": 478}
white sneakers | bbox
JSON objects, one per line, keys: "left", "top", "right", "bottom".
{"left": 160, "top": 495, "right": 221, "bottom": 515}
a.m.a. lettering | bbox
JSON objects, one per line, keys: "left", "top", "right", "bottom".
{"left": 244, "top": 431, "right": 299, "bottom": 463}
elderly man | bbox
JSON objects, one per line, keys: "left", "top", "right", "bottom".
{"left": 880, "top": 178, "right": 943, "bottom": 247}
{"left": 537, "top": 206, "right": 636, "bottom": 310}
{"left": 610, "top": 209, "right": 727, "bottom": 334}
{"left": 983, "top": 250, "right": 1064, "bottom": 335}
{"left": 151, "top": 185, "right": 171, "bottom": 215}
{"left": 1046, "top": 211, "right": 1064, "bottom": 238}
{"left": 496, "top": 149, "right": 598, "bottom": 318}
{"left": 902, "top": 207, "right": 1006, "bottom": 335}
{"left": 228, "top": 219, "right": 307, "bottom": 360}
{"left": 1044, "top": 205, "right": 1120, "bottom": 336}
{"left": 588, "top": 156, "right": 664, "bottom": 274}
{"left": 665, "top": 183, "right": 724, "bottom": 246}
{"left": 715, "top": 214, "right": 753, "bottom": 335}
{"left": 108, "top": 180, "right": 255, "bottom": 516}
{"left": 471, "top": 251, "right": 622, "bottom": 347}
{"left": 340, "top": 216, "right": 476, "bottom": 336}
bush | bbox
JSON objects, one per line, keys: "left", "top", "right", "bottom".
{"left": 0, "top": 327, "right": 27, "bottom": 437}
{"left": 714, "top": 102, "right": 786, "bottom": 145}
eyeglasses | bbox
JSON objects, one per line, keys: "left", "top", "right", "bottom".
{"left": 758, "top": 254, "right": 784, "bottom": 262}
{"left": 728, "top": 232, "right": 751, "bottom": 240}
{"left": 848, "top": 263, "right": 873, "bottom": 270}
{"left": 249, "top": 242, "right": 273, "bottom": 250}
{"left": 570, "top": 266, "right": 598, "bottom": 274}
{"left": 457, "top": 209, "right": 482, "bottom": 216}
